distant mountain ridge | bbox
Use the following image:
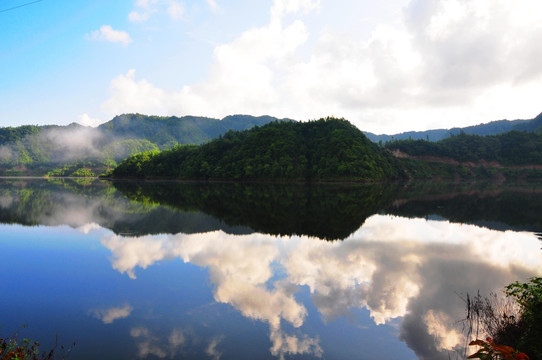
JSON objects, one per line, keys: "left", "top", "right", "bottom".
{"left": 98, "top": 113, "right": 292, "bottom": 149}
{"left": 364, "top": 112, "right": 542, "bottom": 142}
{"left": 0, "top": 114, "right": 292, "bottom": 176}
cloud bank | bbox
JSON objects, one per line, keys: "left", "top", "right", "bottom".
{"left": 101, "top": 0, "right": 542, "bottom": 133}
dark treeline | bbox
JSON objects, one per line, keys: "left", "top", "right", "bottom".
{"left": 112, "top": 117, "right": 404, "bottom": 181}
{"left": 112, "top": 180, "right": 400, "bottom": 240}
{"left": 385, "top": 131, "right": 542, "bottom": 165}
{"left": 0, "top": 125, "right": 42, "bottom": 145}
{"left": 383, "top": 181, "right": 542, "bottom": 234}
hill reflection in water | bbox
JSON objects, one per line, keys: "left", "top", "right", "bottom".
{"left": 111, "top": 180, "right": 401, "bottom": 240}
{"left": 2, "top": 178, "right": 542, "bottom": 239}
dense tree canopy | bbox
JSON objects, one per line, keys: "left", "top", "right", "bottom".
{"left": 385, "top": 131, "right": 542, "bottom": 166}
{"left": 0, "top": 125, "right": 42, "bottom": 145}
{"left": 111, "top": 117, "right": 404, "bottom": 181}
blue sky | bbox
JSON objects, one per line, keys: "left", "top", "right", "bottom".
{"left": 2, "top": 0, "right": 542, "bottom": 133}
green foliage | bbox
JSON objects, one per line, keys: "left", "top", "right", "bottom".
{"left": 462, "top": 278, "right": 542, "bottom": 359}
{"left": 504, "top": 277, "right": 542, "bottom": 359}
{"left": 0, "top": 126, "right": 42, "bottom": 146}
{"left": 101, "top": 139, "right": 159, "bottom": 162}
{"left": 69, "top": 168, "right": 95, "bottom": 177}
{"left": 112, "top": 117, "right": 404, "bottom": 181}
{"left": 386, "top": 131, "right": 542, "bottom": 166}
{"left": 46, "top": 162, "right": 102, "bottom": 178}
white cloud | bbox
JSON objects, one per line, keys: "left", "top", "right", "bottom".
{"left": 102, "top": 69, "right": 169, "bottom": 117}
{"left": 0, "top": 146, "right": 14, "bottom": 162}
{"left": 87, "top": 25, "right": 133, "bottom": 45}
{"left": 130, "top": 327, "right": 168, "bottom": 358}
{"left": 77, "top": 113, "right": 103, "bottom": 127}
{"left": 423, "top": 310, "right": 465, "bottom": 351}
{"left": 102, "top": 231, "right": 322, "bottom": 358}
{"left": 129, "top": 327, "right": 223, "bottom": 359}
{"left": 102, "top": 13, "right": 310, "bottom": 119}
{"left": 101, "top": 233, "right": 174, "bottom": 279}
{"left": 103, "top": 0, "right": 542, "bottom": 133}
{"left": 92, "top": 304, "right": 133, "bottom": 324}
{"left": 270, "top": 0, "right": 321, "bottom": 22}
{"left": 39, "top": 126, "right": 104, "bottom": 163}
{"left": 205, "top": 337, "right": 223, "bottom": 360}
{"left": 77, "top": 222, "right": 102, "bottom": 235}
{"left": 128, "top": 10, "right": 150, "bottom": 23}
{"left": 269, "top": 327, "right": 322, "bottom": 359}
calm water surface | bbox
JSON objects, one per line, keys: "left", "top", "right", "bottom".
{"left": 0, "top": 178, "right": 541, "bottom": 359}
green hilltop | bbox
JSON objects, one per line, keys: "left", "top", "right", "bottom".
{"left": 111, "top": 117, "right": 404, "bottom": 181}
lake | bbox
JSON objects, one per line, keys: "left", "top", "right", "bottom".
{"left": 1, "top": 178, "right": 541, "bottom": 359}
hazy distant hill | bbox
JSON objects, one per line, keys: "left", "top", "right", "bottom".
{"left": 0, "top": 114, "right": 291, "bottom": 176}
{"left": 364, "top": 112, "right": 542, "bottom": 142}
{"left": 98, "top": 113, "right": 291, "bottom": 149}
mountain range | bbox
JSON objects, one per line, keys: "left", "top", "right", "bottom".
{"left": 364, "top": 112, "right": 542, "bottom": 142}
{"left": 1, "top": 111, "right": 541, "bottom": 177}
{"left": 0, "top": 114, "right": 291, "bottom": 176}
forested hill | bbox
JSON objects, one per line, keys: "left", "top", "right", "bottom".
{"left": 385, "top": 131, "right": 542, "bottom": 166}
{"left": 0, "top": 114, "right": 288, "bottom": 176}
{"left": 364, "top": 112, "right": 542, "bottom": 143}
{"left": 98, "top": 113, "right": 292, "bottom": 149}
{"left": 111, "top": 117, "right": 404, "bottom": 181}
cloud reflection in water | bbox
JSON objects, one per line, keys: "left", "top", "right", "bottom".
{"left": 101, "top": 214, "right": 542, "bottom": 360}
{"left": 92, "top": 304, "right": 134, "bottom": 324}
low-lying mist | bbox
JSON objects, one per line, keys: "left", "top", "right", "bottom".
{"left": 0, "top": 124, "right": 158, "bottom": 170}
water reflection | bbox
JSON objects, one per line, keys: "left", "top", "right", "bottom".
{"left": 101, "top": 215, "right": 541, "bottom": 359}
{"left": 385, "top": 181, "right": 542, "bottom": 233}
{"left": 2, "top": 178, "right": 542, "bottom": 239}
{"left": 0, "top": 178, "right": 254, "bottom": 236}
{"left": 1, "top": 178, "right": 542, "bottom": 359}
{"left": 91, "top": 304, "right": 134, "bottom": 324}
{"left": 111, "top": 180, "right": 399, "bottom": 240}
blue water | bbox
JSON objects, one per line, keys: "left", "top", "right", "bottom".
{"left": 1, "top": 179, "right": 541, "bottom": 359}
